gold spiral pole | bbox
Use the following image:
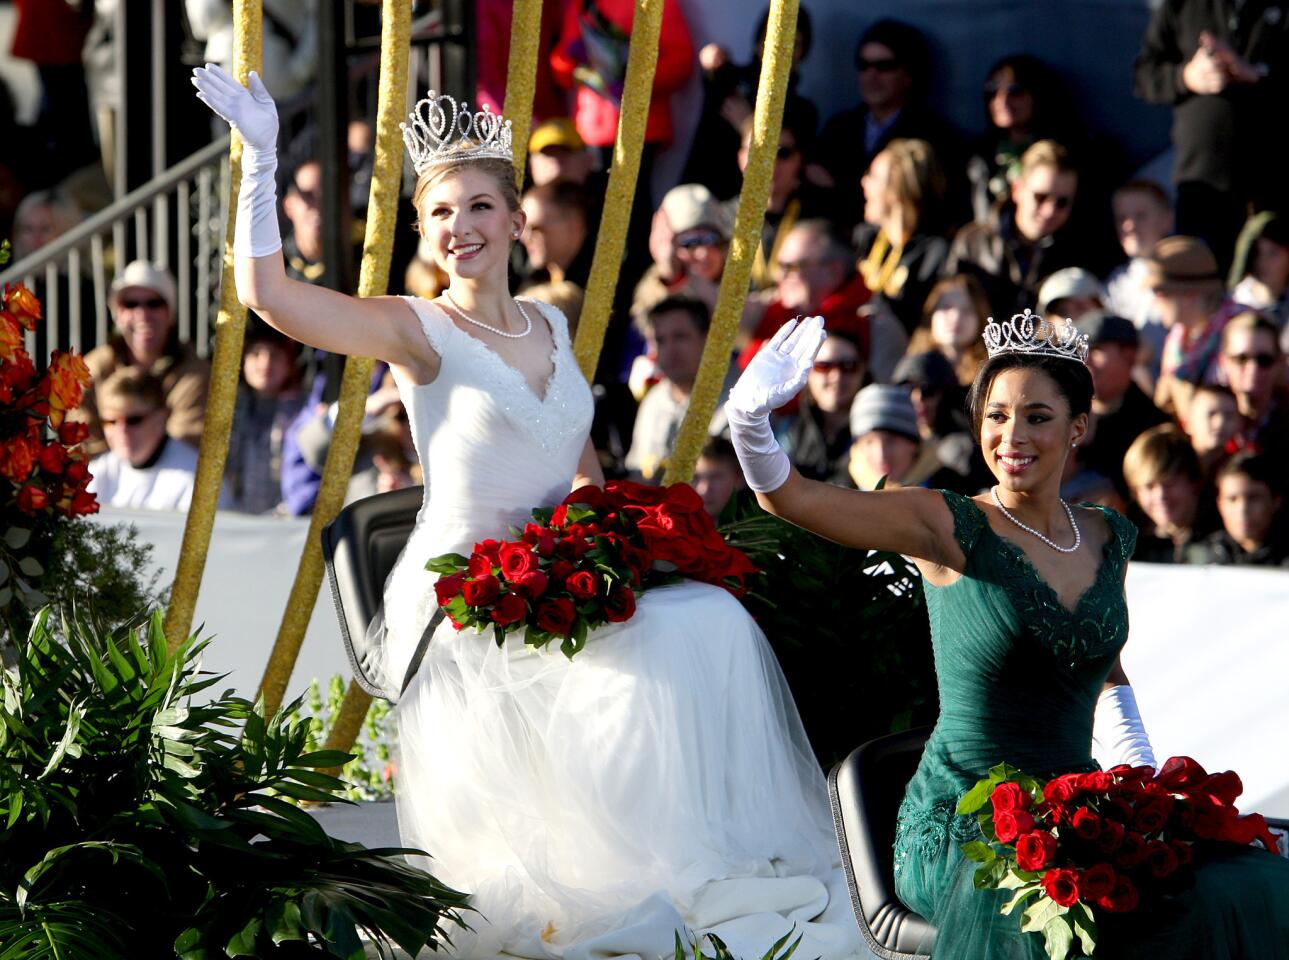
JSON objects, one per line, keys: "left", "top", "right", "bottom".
{"left": 503, "top": 0, "right": 543, "bottom": 186}
{"left": 257, "top": 0, "right": 411, "bottom": 718}
{"left": 164, "top": 0, "right": 261, "bottom": 649}
{"left": 662, "top": 0, "right": 798, "bottom": 486}
{"left": 572, "top": 0, "right": 664, "bottom": 379}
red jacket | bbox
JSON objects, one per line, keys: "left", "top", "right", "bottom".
{"left": 475, "top": 0, "right": 566, "bottom": 123}
{"left": 739, "top": 273, "right": 874, "bottom": 371}
{"left": 549, "top": 0, "right": 694, "bottom": 148}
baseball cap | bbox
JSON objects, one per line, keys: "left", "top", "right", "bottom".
{"left": 661, "top": 183, "right": 728, "bottom": 240}
{"left": 892, "top": 350, "right": 957, "bottom": 394}
{"left": 1037, "top": 267, "right": 1106, "bottom": 316}
{"left": 110, "top": 260, "right": 176, "bottom": 313}
{"left": 529, "top": 118, "right": 585, "bottom": 155}
{"left": 1075, "top": 309, "right": 1139, "bottom": 349}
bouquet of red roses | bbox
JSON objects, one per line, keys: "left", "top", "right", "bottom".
{"left": 958, "top": 757, "right": 1280, "bottom": 960}
{"left": 426, "top": 480, "right": 757, "bottom": 658}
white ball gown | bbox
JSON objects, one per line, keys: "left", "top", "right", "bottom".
{"left": 378, "top": 296, "right": 861, "bottom": 960}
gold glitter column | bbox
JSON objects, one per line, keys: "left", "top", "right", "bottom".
{"left": 662, "top": 0, "right": 798, "bottom": 486}
{"left": 164, "top": 0, "right": 260, "bottom": 649}
{"left": 572, "top": 0, "right": 664, "bottom": 379}
{"left": 257, "top": 0, "right": 411, "bottom": 717}
{"left": 503, "top": 0, "right": 543, "bottom": 185}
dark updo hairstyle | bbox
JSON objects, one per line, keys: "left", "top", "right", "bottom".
{"left": 967, "top": 352, "right": 1093, "bottom": 438}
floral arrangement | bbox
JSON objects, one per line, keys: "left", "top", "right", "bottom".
{"left": 427, "top": 480, "right": 757, "bottom": 658}
{"left": 0, "top": 270, "right": 97, "bottom": 624}
{"left": 958, "top": 757, "right": 1281, "bottom": 959}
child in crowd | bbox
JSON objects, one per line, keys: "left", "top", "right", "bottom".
{"left": 845, "top": 383, "right": 921, "bottom": 490}
{"left": 1104, "top": 179, "right": 1173, "bottom": 382}
{"left": 692, "top": 436, "right": 746, "bottom": 520}
{"left": 907, "top": 274, "right": 989, "bottom": 386}
{"left": 1185, "top": 452, "right": 1288, "bottom": 565}
{"left": 1122, "top": 422, "right": 1209, "bottom": 562}
{"left": 1182, "top": 383, "right": 1241, "bottom": 479}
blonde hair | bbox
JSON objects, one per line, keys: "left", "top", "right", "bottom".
{"left": 411, "top": 156, "right": 520, "bottom": 233}
{"left": 875, "top": 138, "right": 944, "bottom": 235}
{"left": 99, "top": 367, "right": 165, "bottom": 410}
{"left": 1019, "top": 139, "right": 1077, "bottom": 180}
{"left": 522, "top": 281, "right": 585, "bottom": 336}
{"left": 1122, "top": 423, "right": 1202, "bottom": 493}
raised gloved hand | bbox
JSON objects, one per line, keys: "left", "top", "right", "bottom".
{"left": 724, "top": 316, "right": 826, "bottom": 493}
{"left": 191, "top": 63, "right": 279, "bottom": 154}
{"left": 191, "top": 63, "right": 282, "bottom": 258}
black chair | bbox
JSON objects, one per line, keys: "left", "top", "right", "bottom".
{"left": 321, "top": 486, "right": 424, "bottom": 701}
{"left": 828, "top": 727, "right": 937, "bottom": 960}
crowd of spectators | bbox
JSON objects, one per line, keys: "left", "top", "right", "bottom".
{"left": 9, "top": 2, "right": 1288, "bottom": 567}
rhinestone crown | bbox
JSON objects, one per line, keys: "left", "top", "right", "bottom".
{"left": 401, "top": 90, "right": 513, "bottom": 175}
{"left": 982, "top": 309, "right": 1089, "bottom": 365}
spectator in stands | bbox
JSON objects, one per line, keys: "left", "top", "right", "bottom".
{"left": 891, "top": 350, "right": 987, "bottom": 494}
{"left": 685, "top": 6, "right": 818, "bottom": 201}
{"left": 1037, "top": 267, "right": 1105, "bottom": 323}
{"left": 404, "top": 238, "right": 450, "bottom": 300}
{"left": 474, "top": 0, "right": 565, "bottom": 124}
{"left": 1228, "top": 213, "right": 1289, "bottom": 330}
{"left": 845, "top": 383, "right": 921, "bottom": 490}
{"left": 1073, "top": 310, "right": 1169, "bottom": 497}
{"left": 225, "top": 320, "right": 306, "bottom": 514}
{"left": 854, "top": 138, "right": 949, "bottom": 333}
{"left": 11, "top": 188, "right": 93, "bottom": 358}
{"left": 816, "top": 19, "right": 959, "bottom": 227}
{"left": 186, "top": 0, "right": 317, "bottom": 103}
{"left": 967, "top": 54, "right": 1080, "bottom": 224}
{"left": 741, "top": 219, "right": 907, "bottom": 383}
{"left": 87, "top": 369, "right": 203, "bottom": 511}
{"left": 75, "top": 261, "right": 210, "bottom": 456}
{"left": 527, "top": 118, "right": 599, "bottom": 189}
{"left": 1184, "top": 453, "right": 1288, "bottom": 566}
{"left": 518, "top": 181, "right": 593, "bottom": 289}
{"left": 777, "top": 331, "right": 866, "bottom": 483}
{"left": 1218, "top": 312, "right": 1289, "bottom": 485}
{"left": 1104, "top": 179, "right": 1173, "bottom": 384}
{"left": 945, "top": 140, "right": 1082, "bottom": 314}
{"left": 625, "top": 297, "right": 728, "bottom": 481}
{"left": 11, "top": 189, "right": 83, "bottom": 259}
{"left": 907, "top": 275, "right": 989, "bottom": 387}
{"left": 692, "top": 436, "right": 745, "bottom": 519}
{"left": 523, "top": 280, "right": 585, "bottom": 337}
{"left": 1147, "top": 235, "right": 1246, "bottom": 415}
{"left": 633, "top": 183, "right": 728, "bottom": 327}
{"left": 282, "top": 159, "right": 325, "bottom": 284}
{"left": 1123, "top": 423, "right": 1207, "bottom": 562}
{"left": 1183, "top": 383, "right": 1241, "bottom": 479}
{"left": 1133, "top": 2, "right": 1289, "bottom": 268}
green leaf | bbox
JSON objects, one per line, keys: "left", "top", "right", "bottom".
{"left": 957, "top": 778, "right": 995, "bottom": 815}
{"left": 1071, "top": 901, "right": 1098, "bottom": 956}
{"left": 961, "top": 840, "right": 996, "bottom": 862}
{"left": 426, "top": 552, "right": 470, "bottom": 573}
{"left": 18, "top": 555, "right": 43, "bottom": 577}
{"left": 5, "top": 526, "right": 31, "bottom": 549}
{"left": 225, "top": 916, "right": 262, "bottom": 957}
{"left": 0, "top": 558, "right": 8, "bottom": 584}
{"left": 973, "top": 857, "right": 1008, "bottom": 889}
{"left": 1000, "top": 883, "right": 1041, "bottom": 916}
{"left": 1021, "top": 895, "right": 1068, "bottom": 934}
{"left": 1042, "top": 914, "right": 1075, "bottom": 960}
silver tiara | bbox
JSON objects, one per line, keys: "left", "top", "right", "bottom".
{"left": 401, "top": 90, "right": 513, "bottom": 175}
{"left": 982, "top": 310, "right": 1089, "bottom": 365}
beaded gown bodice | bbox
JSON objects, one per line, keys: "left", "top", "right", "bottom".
{"left": 893, "top": 489, "right": 1137, "bottom": 886}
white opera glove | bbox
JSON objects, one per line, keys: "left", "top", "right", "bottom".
{"left": 191, "top": 63, "right": 283, "bottom": 258}
{"left": 724, "top": 316, "right": 826, "bottom": 493}
{"left": 1093, "top": 684, "right": 1157, "bottom": 770}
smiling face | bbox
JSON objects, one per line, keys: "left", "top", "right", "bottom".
{"left": 101, "top": 396, "right": 168, "bottom": 467}
{"left": 1012, "top": 164, "right": 1077, "bottom": 242}
{"left": 112, "top": 286, "right": 175, "bottom": 368}
{"left": 1113, "top": 188, "right": 1172, "bottom": 260}
{"left": 1134, "top": 473, "right": 1198, "bottom": 538}
{"left": 980, "top": 366, "right": 1086, "bottom": 494}
{"left": 417, "top": 166, "right": 524, "bottom": 284}
{"left": 807, "top": 335, "right": 865, "bottom": 414}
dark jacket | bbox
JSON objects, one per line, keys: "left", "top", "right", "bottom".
{"left": 1082, "top": 383, "right": 1172, "bottom": 497}
{"left": 853, "top": 222, "right": 949, "bottom": 334}
{"left": 1183, "top": 528, "right": 1289, "bottom": 566}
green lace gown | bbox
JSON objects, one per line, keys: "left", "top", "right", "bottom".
{"left": 892, "top": 490, "right": 1289, "bottom": 958}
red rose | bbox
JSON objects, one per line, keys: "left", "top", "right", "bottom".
{"left": 604, "top": 479, "right": 668, "bottom": 507}
{"left": 36, "top": 443, "right": 65, "bottom": 474}
{"left": 473, "top": 539, "right": 504, "bottom": 565}
{"left": 16, "top": 484, "right": 48, "bottom": 512}
{"left": 515, "top": 570, "right": 550, "bottom": 599}
{"left": 58, "top": 420, "right": 89, "bottom": 445}
{"left": 1078, "top": 771, "right": 1114, "bottom": 793}
{"left": 1109, "top": 764, "right": 1156, "bottom": 787}
{"left": 1106, "top": 796, "right": 1136, "bottom": 823}
{"left": 1041, "top": 868, "right": 1081, "bottom": 908}
{"left": 1133, "top": 795, "right": 1174, "bottom": 834}
{"left": 434, "top": 571, "right": 467, "bottom": 605}
{"left": 462, "top": 575, "right": 501, "bottom": 606}
{"left": 0, "top": 435, "right": 36, "bottom": 482}
{"left": 604, "top": 585, "right": 636, "bottom": 622}
{"left": 993, "top": 809, "right": 1036, "bottom": 844}
{"left": 1169, "top": 839, "right": 1194, "bottom": 866}
{"left": 499, "top": 541, "right": 539, "bottom": 581}
{"left": 563, "top": 484, "right": 606, "bottom": 509}
{"left": 549, "top": 560, "right": 576, "bottom": 583}
{"left": 550, "top": 504, "right": 569, "bottom": 527}
{"left": 69, "top": 489, "right": 98, "bottom": 514}
{"left": 65, "top": 460, "right": 89, "bottom": 483}
{"left": 565, "top": 570, "right": 599, "bottom": 600}
{"left": 1015, "top": 830, "right": 1058, "bottom": 871}
{"left": 1095, "top": 818, "right": 1126, "bottom": 854}
{"left": 1154, "top": 756, "right": 1207, "bottom": 790}
{"left": 1096, "top": 875, "right": 1140, "bottom": 914}
{"left": 619, "top": 543, "right": 653, "bottom": 581}
{"left": 535, "top": 534, "right": 556, "bottom": 557}
{"left": 990, "top": 781, "right": 1031, "bottom": 815}
{"left": 1043, "top": 773, "right": 1084, "bottom": 804}
{"left": 468, "top": 554, "right": 495, "bottom": 578}
{"left": 1146, "top": 839, "right": 1179, "bottom": 878}
{"left": 1077, "top": 862, "right": 1116, "bottom": 901}
{"left": 491, "top": 592, "right": 527, "bottom": 626}
{"left": 1189, "top": 793, "right": 1236, "bottom": 840}
{"left": 1072, "top": 806, "right": 1103, "bottom": 840}
{"left": 535, "top": 597, "right": 576, "bottom": 636}
{"left": 1116, "top": 832, "right": 1149, "bottom": 868}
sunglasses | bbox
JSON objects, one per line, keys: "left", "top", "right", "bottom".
{"left": 857, "top": 57, "right": 900, "bottom": 73}
{"left": 101, "top": 411, "right": 157, "bottom": 428}
{"left": 984, "top": 82, "right": 1025, "bottom": 98}
{"left": 676, "top": 231, "right": 723, "bottom": 250}
{"left": 1227, "top": 352, "right": 1277, "bottom": 369}
{"left": 1030, "top": 191, "right": 1073, "bottom": 211}
{"left": 118, "top": 296, "right": 167, "bottom": 310}
{"left": 777, "top": 258, "right": 829, "bottom": 276}
{"left": 294, "top": 187, "right": 321, "bottom": 207}
{"left": 812, "top": 358, "right": 862, "bottom": 374}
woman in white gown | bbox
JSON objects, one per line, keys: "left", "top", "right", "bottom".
{"left": 192, "top": 64, "right": 860, "bottom": 960}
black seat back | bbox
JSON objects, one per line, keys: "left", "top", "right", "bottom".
{"left": 828, "top": 727, "right": 937, "bottom": 960}
{"left": 321, "top": 486, "right": 424, "bottom": 701}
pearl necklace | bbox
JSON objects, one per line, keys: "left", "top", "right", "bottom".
{"left": 443, "top": 293, "right": 532, "bottom": 339}
{"left": 990, "top": 486, "right": 1081, "bottom": 554}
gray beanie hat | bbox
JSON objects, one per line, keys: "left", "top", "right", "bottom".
{"left": 849, "top": 383, "right": 920, "bottom": 441}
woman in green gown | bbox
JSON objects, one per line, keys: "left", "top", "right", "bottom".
{"left": 724, "top": 313, "right": 1289, "bottom": 958}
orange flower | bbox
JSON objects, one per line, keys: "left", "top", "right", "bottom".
{"left": 4, "top": 283, "right": 43, "bottom": 329}
{"left": 42, "top": 350, "right": 91, "bottom": 427}
{"left": 0, "top": 312, "right": 22, "bottom": 363}
{"left": 0, "top": 434, "right": 36, "bottom": 482}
